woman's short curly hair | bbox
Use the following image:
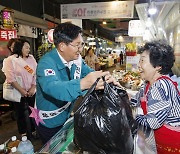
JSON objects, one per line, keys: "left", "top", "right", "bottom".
{"left": 138, "top": 40, "right": 175, "bottom": 75}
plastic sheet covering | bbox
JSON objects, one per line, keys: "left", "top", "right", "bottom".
{"left": 73, "top": 77, "right": 137, "bottom": 154}
{"left": 132, "top": 107, "right": 157, "bottom": 154}
{"left": 38, "top": 114, "right": 157, "bottom": 154}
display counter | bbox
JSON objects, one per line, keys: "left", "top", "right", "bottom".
{"left": 38, "top": 117, "right": 77, "bottom": 154}
{"left": 39, "top": 116, "right": 157, "bottom": 154}
{"left": 98, "top": 55, "right": 118, "bottom": 70}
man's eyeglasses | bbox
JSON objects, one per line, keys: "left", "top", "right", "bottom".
{"left": 69, "top": 42, "right": 85, "bottom": 49}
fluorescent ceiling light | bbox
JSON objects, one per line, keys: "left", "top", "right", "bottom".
{"left": 148, "top": 7, "right": 157, "bottom": 15}
{"left": 102, "top": 21, "right": 107, "bottom": 25}
{"left": 148, "top": 2, "right": 157, "bottom": 15}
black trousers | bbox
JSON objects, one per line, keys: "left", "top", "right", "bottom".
{"left": 36, "top": 123, "right": 63, "bottom": 144}
{"left": 14, "top": 95, "right": 35, "bottom": 139}
{"left": 120, "top": 59, "right": 123, "bottom": 65}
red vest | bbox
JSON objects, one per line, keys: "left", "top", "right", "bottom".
{"left": 140, "top": 76, "right": 180, "bottom": 154}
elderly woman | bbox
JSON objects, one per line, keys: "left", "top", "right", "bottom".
{"left": 131, "top": 41, "right": 180, "bottom": 154}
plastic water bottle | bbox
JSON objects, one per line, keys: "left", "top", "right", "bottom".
{"left": 7, "top": 136, "right": 20, "bottom": 149}
{"left": 17, "top": 136, "right": 34, "bottom": 154}
{"left": 0, "top": 144, "right": 5, "bottom": 154}
{"left": 11, "top": 147, "right": 21, "bottom": 154}
{"left": 0, "top": 143, "right": 10, "bottom": 154}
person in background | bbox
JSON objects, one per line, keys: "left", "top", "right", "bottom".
{"left": 119, "top": 51, "right": 124, "bottom": 65}
{"left": 2, "top": 38, "right": 18, "bottom": 72}
{"left": 130, "top": 41, "right": 180, "bottom": 154}
{"left": 7, "top": 38, "right": 17, "bottom": 55}
{"left": 112, "top": 51, "right": 118, "bottom": 64}
{"left": 107, "top": 51, "right": 114, "bottom": 67}
{"left": 3, "top": 39, "right": 37, "bottom": 140}
{"left": 168, "top": 69, "right": 180, "bottom": 91}
{"left": 85, "top": 47, "right": 99, "bottom": 70}
{"left": 0, "top": 69, "right": 5, "bottom": 88}
{"left": 108, "top": 51, "right": 112, "bottom": 56}
{"left": 1, "top": 38, "right": 19, "bottom": 122}
{"left": 35, "top": 22, "right": 117, "bottom": 144}
{"left": 0, "top": 69, "right": 6, "bottom": 126}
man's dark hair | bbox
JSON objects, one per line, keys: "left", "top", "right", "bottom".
{"left": 53, "top": 22, "right": 82, "bottom": 47}
{"left": 138, "top": 40, "right": 175, "bottom": 75}
{"left": 13, "top": 39, "right": 30, "bottom": 58}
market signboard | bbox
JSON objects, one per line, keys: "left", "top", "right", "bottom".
{"left": 15, "top": 24, "right": 37, "bottom": 38}
{"left": 1, "top": 8, "right": 14, "bottom": 29}
{"left": 0, "top": 29, "right": 17, "bottom": 41}
{"left": 128, "top": 20, "right": 145, "bottom": 37}
{"left": 115, "top": 36, "right": 133, "bottom": 43}
{"left": 61, "top": 1, "right": 134, "bottom": 19}
{"left": 126, "top": 55, "right": 140, "bottom": 71}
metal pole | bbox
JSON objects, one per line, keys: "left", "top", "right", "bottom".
{"left": 19, "top": 0, "right": 22, "bottom": 12}
{"left": 42, "top": 0, "right": 45, "bottom": 20}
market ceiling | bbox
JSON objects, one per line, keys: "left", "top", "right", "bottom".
{"left": 52, "top": 0, "right": 168, "bottom": 5}
{"left": 51, "top": 0, "right": 141, "bottom": 41}
{"left": 51, "top": 0, "right": 170, "bottom": 41}
{"left": 53, "top": 0, "right": 134, "bottom": 4}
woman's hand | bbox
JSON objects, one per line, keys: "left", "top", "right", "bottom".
{"left": 96, "top": 74, "right": 122, "bottom": 90}
{"left": 27, "top": 85, "right": 36, "bottom": 97}
{"left": 11, "top": 81, "right": 28, "bottom": 97}
{"left": 19, "top": 89, "right": 28, "bottom": 97}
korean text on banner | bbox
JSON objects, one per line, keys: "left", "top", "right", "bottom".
{"left": 61, "top": 1, "right": 134, "bottom": 19}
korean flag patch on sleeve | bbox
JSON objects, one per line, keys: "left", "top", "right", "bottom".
{"left": 44, "top": 69, "right": 56, "bottom": 76}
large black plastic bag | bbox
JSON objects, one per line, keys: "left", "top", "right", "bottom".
{"left": 74, "top": 77, "right": 137, "bottom": 154}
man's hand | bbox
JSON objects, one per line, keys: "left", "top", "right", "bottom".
{"left": 80, "top": 71, "right": 122, "bottom": 90}
{"left": 80, "top": 71, "right": 110, "bottom": 90}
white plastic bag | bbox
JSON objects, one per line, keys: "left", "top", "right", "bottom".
{"left": 133, "top": 107, "right": 157, "bottom": 154}
{"left": 3, "top": 76, "right": 22, "bottom": 102}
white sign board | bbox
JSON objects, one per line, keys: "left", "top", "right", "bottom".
{"left": 61, "top": 1, "right": 134, "bottom": 19}
{"left": 126, "top": 55, "right": 140, "bottom": 71}
{"left": 128, "top": 20, "right": 145, "bottom": 37}
{"left": 115, "top": 36, "right": 133, "bottom": 43}
{"left": 89, "top": 42, "right": 96, "bottom": 46}
{"left": 15, "top": 24, "right": 37, "bottom": 38}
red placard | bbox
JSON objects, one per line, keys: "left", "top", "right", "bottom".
{"left": 0, "top": 29, "right": 17, "bottom": 41}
